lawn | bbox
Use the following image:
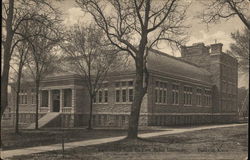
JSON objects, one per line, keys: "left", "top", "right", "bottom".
{"left": 7, "top": 125, "right": 248, "bottom": 160}
{"left": 1, "top": 128, "right": 162, "bottom": 150}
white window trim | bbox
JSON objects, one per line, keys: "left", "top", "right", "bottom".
{"left": 115, "top": 81, "right": 134, "bottom": 104}
{"left": 183, "top": 86, "right": 192, "bottom": 106}
{"left": 155, "top": 80, "right": 168, "bottom": 105}
{"left": 171, "top": 83, "right": 179, "bottom": 105}
{"left": 94, "top": 88, "right": 109, "bottom": 104}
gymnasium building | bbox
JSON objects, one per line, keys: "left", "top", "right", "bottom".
{"left": 7, "top": 42, "right": 239, "bottom": 128}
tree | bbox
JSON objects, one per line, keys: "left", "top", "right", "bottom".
{"left": 200, "top": 0, "right": 250, "bottom": 120}
{"left": 11, "top": 41, "right": 30, "bottom": 134}
{"left": 62, "top": 24, "right": 121, "bottom": 129}
{"left": 227, "top": 28, "right": 249, "bottom": 75}
{"left": 200, "top": 0, "right": 250, "bottom": 30}
{"left": 76, "top": 0, "right": 188, "bottom": 138}
{"left": 8, "top": 20, "right": 34, "bottom": 134}
{"left": 1, "top": 0, "right": 61, "bottom": 119}
{"left": 27, "top": 21, "right": 62, "bottom": 129}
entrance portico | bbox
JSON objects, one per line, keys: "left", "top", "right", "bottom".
{"left": 39, "top": 86, "right": 76, "bottom": 113}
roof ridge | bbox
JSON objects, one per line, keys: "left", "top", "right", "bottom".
{"left": 149, "top": 48, "right": 203, "bottom": 69}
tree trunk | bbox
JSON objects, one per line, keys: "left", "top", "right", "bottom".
{"left": 127, "top": 54, "right": 145, "bottom": 139}
{"left": 15, "top": 65, "right": 22, "bottom": 134}
{"left": 1, "top": 0, "right": 15, "bottom": 118}
{"left": 35, "top": 80, "right": 40, "bottom": 129}
{"left": 87, "top": 96, "right": 93, "bottom": 130}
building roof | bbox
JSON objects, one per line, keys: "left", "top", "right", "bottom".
{"left": 147, "top": 49, "right": 212, "bottom": 83}
{"left": 35, "top": 48, "right": 212, "bottom": 84}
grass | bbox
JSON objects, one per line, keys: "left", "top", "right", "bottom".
{"left": 6, "top": 125, "right": 248, "bottom": 160}
{"left": 1, "top": 128, "right": 162, "bottom": 150}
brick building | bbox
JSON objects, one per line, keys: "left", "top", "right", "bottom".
{"left": 8, "top": 42, "right": 239, "bottom": 128}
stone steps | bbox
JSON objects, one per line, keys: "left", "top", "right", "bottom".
{"left": 26, "top": 112, "right": 60, "bottom": 129}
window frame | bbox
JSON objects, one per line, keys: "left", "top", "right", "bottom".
{"left": 172, "top": 84, "right": 179, "bottom": 105}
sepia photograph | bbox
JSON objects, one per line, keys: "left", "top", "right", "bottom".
{"left": 1, "top": 0, "right": 249, "bottom": 159}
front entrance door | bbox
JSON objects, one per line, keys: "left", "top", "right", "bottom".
{"left": 52, "top": 90, "right": 60, "bottom": 112}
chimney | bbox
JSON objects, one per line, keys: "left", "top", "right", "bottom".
{"left": 210, "top": 43, "right": 223, "bottom": 54}
{"left": 180, "top": 42, "right": 209, "bottom": 57}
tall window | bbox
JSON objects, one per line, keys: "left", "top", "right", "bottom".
{"left": 98, "top": 90, "right": 103, "bottom": 103}
{"left": 184, "top": 86, "right": 192, "bottom": 106}
{"left": 204, "top": 89, "right": 211, "bottom": 106}
{"left": 155, "top": 81, "right": 167, "bottom": 104}
{"left": 31, "top": 88, "right": 36, "bottom": 104}
{"left": 41, "top": 90, "right": 48, "bottom": 107}
{"left": 122, "top": 89, "right": 127, "bottom": 102}
{"left": 115, "top": 80, "right": 134, "bottom": 103}
{"left": 196, "top": 88, "right": 202, "bottom": 106}
{"left": 172, "top": 84, "right": 179, "bottom": 105}
{"left": 104, "top": 90, "right": 108, "bottom": 103}
{"left": 128, "top": 89, "right": 133, "bottom": 102}
{"left": 64, "top": 89, "right": 72, "bottom": 107}
{"left": 116, "top": 90, "right": 120, "bottom": 102}
{"left": 19, "top": 89, "right": 28, "bottom": 104}
{"left": 94, "top": 83, "right": 108, "bottom": 104}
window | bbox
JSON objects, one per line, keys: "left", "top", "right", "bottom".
{"left": 98, "top": 90, "right": 103, "bottom": 103}
{"left": 116, "top": 90, "right": 120, "bottom": 102}
{"left": 64, "top": 89, "right": 72, "bottom": 107}
{"left": 115, "top": 80, "right": 134, "bottom": 103}
{"left": 159, "top": 90, "right": 162, "bottom": 103}
{"left": 163, "top": 90, "right": 167, "bottom": 103}
{"left": 94, "top": 82, "right": 108, "bottom": 104}
{"left": 128, "top": 89, "right": 133, "bottom": 102}
{"left": 31, "top": 94, "right": 36, "bottom": 104}
{"left": 104, "top": 90, "right": 108, "bottom": 103}
{"left": 184, "top": 86, "right": 192, "bottom": 106}
{"left": 122, "top": 89, "right": 127, "bottom": 102}
{"left": 93, "top": 95, "right": 96, "bottom": 103}
{"left": 128, "top": 81, "right": 133, "bottom": 86}
{"left": 115, "top": 82, "right": 120, "bottom": 87}
{"left": 172, "top": 84, "right": 179, "bottom": 105}
{"left": 155, "top": 81, "right": 167, "bottom": 104}
{"left": 196, "top": 88, "right": 202, "bottom": 106}
{"left": 41, "top": 90, "right": 48, "bottom": 107}
{"left": 204, "top": 89, "right": 211, "bottom": 106}
{"left": 19, "top": 89, "right": 27, "bottom": 104}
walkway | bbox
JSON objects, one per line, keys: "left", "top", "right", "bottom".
{"left": 1, "top": 123, "right": 247, "bottom": 159}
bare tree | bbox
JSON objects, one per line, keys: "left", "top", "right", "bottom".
{"left": 62, "top": 24, "right": 121, "bottom": 129}
{"left": 1, "top": 0, "right": 61, "bottom": 119}
{"left": 200, "top": 0, "right": 250, "bottom": 67}
{"left": 200, "top": 0, "right": 250, "bottom": 30}
{"left": 227, "top": 28, "right": 249, "bottom": 75}
{"left": 11, "top": 41, "right": 30, "bottom": 134}
{"left": 76, "top": 0, "right": 188, "bottom": 138}
{"left": 27, "top": 21, "right": 62, "bottom": 129}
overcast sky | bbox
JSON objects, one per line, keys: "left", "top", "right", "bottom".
{"left": 56, "top": 0, "right": 245, "bottom": 52}
{"left": 55, "top": 0, "right": 247, "bottom": 87}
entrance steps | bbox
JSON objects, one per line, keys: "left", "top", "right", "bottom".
{"left": 26, "top": 112, "right": 60, "bottom": 129}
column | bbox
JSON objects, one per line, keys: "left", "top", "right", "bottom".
{"left": 60, "top": 89, "right": 64, "bottom": 112}
{"left": 48, "top": 90, "right": 52, "bottom": 112}
{"left": 72, "top": 88, "right": 76, "bottom": 113}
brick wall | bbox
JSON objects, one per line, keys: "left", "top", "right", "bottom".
{"left": 149, "top": 73, "right": 213, "bottom": 114}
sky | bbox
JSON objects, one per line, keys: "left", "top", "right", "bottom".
{"left": 48, "top": 0, "right": 248, "bottom": 88}
{"left": 56, "top": 0, "right": 245, "bottom": 52}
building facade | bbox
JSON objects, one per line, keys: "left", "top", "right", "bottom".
{"left": 8, "top": 43, "right": 239, "bottom": 128}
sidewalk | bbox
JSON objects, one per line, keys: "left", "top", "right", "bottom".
{"left": 1, "top": 123, "right": 247, "bottom": 159}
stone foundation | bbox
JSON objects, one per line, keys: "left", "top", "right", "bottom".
{"left": 5, "top": 112, "right": 239, "bottom": 128}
